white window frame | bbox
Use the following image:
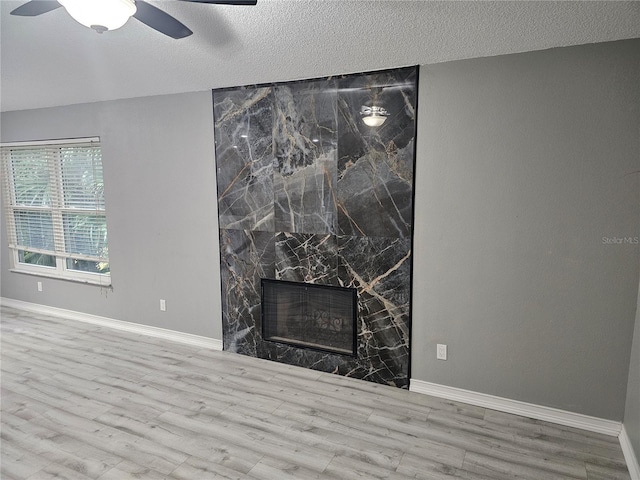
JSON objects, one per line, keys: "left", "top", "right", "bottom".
{"left": 1, "top": 137, "right": 111, "bottom": 286}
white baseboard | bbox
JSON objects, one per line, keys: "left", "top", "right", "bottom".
{"left": 0, "top": 297, "right": 223, "bottom": 351}
{"left": 620, "top": 424, "right": 640, "bottom": 480}
{"left": 409, "top": 379, "right": 621, "bottom": 437}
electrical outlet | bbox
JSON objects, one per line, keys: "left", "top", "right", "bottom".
{"left": 160, "top": 299, "right": 166, "bottom": 311}
{"left": 437, "top": 344, "right": 447, "bottom": 361}
{"left": 37, "top": 281, "right": 43, "bottom": 292}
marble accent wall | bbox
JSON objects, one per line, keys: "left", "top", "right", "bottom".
{"left": 213, "top": 67, "right": 417, "bottom": 388}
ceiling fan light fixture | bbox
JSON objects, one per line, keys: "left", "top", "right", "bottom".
{"left": 59, "top": 0, "right": 137, "bottom": 32}
{"left": 361, "top": 105, "right": 389, "bottom": 127}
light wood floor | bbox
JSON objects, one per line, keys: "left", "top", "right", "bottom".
{"left": 0, "top": 305, "right": 631, "bottom": 480}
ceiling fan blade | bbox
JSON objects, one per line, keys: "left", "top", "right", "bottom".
{"left": 10, "top": 0, "right": 62, "bottom": 17}
{"left": 179, "top": 0, "right": 258, "bottom": 5}
{"left": 133, "top": 0, "right": 193, "bottom": 39}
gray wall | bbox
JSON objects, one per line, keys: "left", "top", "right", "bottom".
{"left": 1, "top": 39, "right": 639, "bottom": 424}
{"left": 625, "top": 280, "right": 640, "bottom": 459}
{"left": 413, "top": 39, "right": 640, "bottom": 421}
{"left": 0, "top": 92, "right": 222, "bottom": 339}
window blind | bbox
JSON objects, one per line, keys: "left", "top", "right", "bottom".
{"left": 1, "top": 139, "right": 109, "bottom": 278}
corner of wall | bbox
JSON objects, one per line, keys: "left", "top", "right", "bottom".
{"left": 622, "top": 277, "right": 640, "bottom": 479}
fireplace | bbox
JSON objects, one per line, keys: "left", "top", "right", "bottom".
{"left": 262, "top": 279, "right": 357, "bottom": 356}
{"left": 214, "top": 66, "right": 417, "bottom": 388}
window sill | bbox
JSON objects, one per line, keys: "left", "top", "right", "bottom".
{"left": 9, "top": 269, "right": 112, "bottom": 288}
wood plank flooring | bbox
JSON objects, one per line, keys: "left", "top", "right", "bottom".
{"left": 0, "top": 305, "right": 631, "bottom": 479}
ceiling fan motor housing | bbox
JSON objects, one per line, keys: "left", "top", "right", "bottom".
{"left": 10, "top": 0, "right": 257, "bottom": 39}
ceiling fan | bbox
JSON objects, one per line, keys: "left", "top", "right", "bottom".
{"left": 10, "top": 0, "right": 257, "bottom": 39}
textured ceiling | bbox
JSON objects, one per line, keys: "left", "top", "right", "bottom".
{"left": 1, "top": 0, "right": 639, "bottom": 112}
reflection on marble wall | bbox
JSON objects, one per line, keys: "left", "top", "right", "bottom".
{"left": 214, "top": 67, "right": 417, "bottom": 388}
{"left": 337, "top": 70, "right": 416, "bottom": 238}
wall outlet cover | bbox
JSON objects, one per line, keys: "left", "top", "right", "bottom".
{"left": 437, "top": 344, "right": 447, "bottom": 360}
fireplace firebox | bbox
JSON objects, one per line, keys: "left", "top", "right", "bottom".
{"left": 261, "top": 279, "right": 358, "bottom": 356}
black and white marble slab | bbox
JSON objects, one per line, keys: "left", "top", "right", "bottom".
{"left": 336, "top": 68, "right": 417, "bottom": 238}
{"left": 275, "top": 232, "right": 339, "bottom": 285}
{"left": 214, "top": 67, "right": 418, "bottom": 389}
{"left": 219, "top": 229, "right": 275, "bottom": 355}
{"left": 273, "top": 80, "right": 338, "bottom": 234}
{"left": 214, "top": 87, "right": 276, "bottom": 231}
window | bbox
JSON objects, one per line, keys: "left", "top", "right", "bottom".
{"left": 1, "top": 138, "right": 110, "bottom": 285}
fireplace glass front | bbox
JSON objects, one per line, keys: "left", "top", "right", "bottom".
{"left": 261, "top": 279, "right": 357, "bottom": 356}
